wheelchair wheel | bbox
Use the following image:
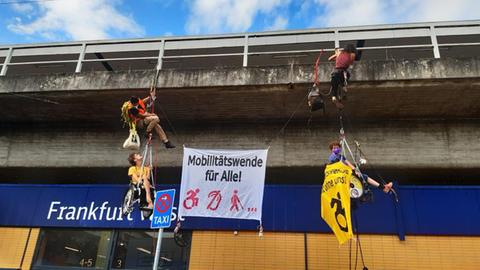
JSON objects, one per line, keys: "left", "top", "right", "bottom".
{"left": 138, "top": 187, "right": 155, "bottom": 219}
{"left": 122, "top": 187, "right": 135, "bottom": 216}
{"left": 141, "top": 208, "right": 153, "bottom": 219}
{"left": 174, "top": 231, "right": 191, "bottom": 248}
{"left": 350, "top": 175, "right": 364, "bottom": 199}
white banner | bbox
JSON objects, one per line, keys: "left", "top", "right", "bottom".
{"left": 178, "top": 147, "right": 268, "bottom": 222}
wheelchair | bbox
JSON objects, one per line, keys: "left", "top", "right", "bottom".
{"left": 350, "top": 174, "right": 373, "bottom": 203}
{"left": 122, "top": 182, "right": 155, "bottom": 219}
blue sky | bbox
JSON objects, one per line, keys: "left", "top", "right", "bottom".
{"left": 0, "top": 0, "right": 478, "bottom": 45}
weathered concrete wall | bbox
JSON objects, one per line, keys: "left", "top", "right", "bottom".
{"left": 1, "top": 58, "right": 480, "bottom": 94}
{"left": 1, "top": 58, "right": 479, "bottom": 124}
{"left": 1, "top": 121, "right": 477, "bottom": 169}
{"left": 0, "top": 57, "right": 478, "bottom": 176}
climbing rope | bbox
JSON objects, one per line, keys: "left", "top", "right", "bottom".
{"left": 313, "top": 49, "right": 332, "bottom": 97}
{"left": 139, "top": 134, "right": 153, "bottom": 178}
{"left": 266, "top": 91, "right": 309, "bottom": 146}
{"left": 313, "top": 49, "right": 325, "bottom": 86}
{"left": 271, "top": 49, "right": 332, "bottom": 143}
{"left": 349, "top": 208, "right": 368, "bottom": 270}
{"left": 339, "top": 110, "right": 399, "bottom": 202}
{"left": 145, "top": 69, "right": 160, "bottom": 186}
{"left": 148, "top": 66, "right": 188, "bottom": 243}
{"left": 148, "top": 67, "right": 180, "bottom": 139}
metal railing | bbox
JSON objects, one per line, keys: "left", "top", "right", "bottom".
{"left": 0, "top": 20, "right": 479, "bottom": 76}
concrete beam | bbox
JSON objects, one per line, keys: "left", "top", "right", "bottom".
{"left": 1, "top": 58, "right": 480, "bottom": 94}
{"left": 1, "top": 121, "right": 478, "bottom": 169}
{"left": 0, "top": 57, "right": 479, "bottom": 124}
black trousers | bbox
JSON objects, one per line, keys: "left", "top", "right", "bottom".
{"left": 330, "top": 69, "right": 350, "bottom": 98}
{"left": 138, "top": 185, "right": 155, "bottom": 206}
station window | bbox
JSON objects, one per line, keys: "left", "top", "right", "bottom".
{"left": 31, "top": 228, "right": 191, "bottom": 270}
{"left": 32, "top": 229, "right": 112, "bottom": 269}
{"left": 111, "top": 230, "right": 190, "bottom": 270}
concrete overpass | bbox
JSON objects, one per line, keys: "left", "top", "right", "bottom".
{"left": 1, "top": 57, "right": 479, "bottom": 122}
{"left": 0, "top": 21, "right": 479, "bottom": 184}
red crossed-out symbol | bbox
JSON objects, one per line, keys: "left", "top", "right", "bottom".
{"left": 156, "top": 193, "right": 172, "bottom": 213}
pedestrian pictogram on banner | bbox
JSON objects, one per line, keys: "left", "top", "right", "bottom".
{"left": 151, "top": 189, "right": 175, "bottom": 229}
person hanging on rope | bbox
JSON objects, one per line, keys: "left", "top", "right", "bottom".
{"left": 127, "top": 152, "right": 154, "bottom": 209}
{"left": 328, "top": 44, "right": 357, "bottom": 106}
{"left": 127, "top": 95, "right": 175, "bottom": 149}
{"left": 327, "top": 140, "right": 393, "bottom": 193}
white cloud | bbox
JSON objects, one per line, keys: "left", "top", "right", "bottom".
{"left": 7, "top": 0, "right": 144, "bottom": 41}
{"left": 312, "top": 0, "right": 385, "bottom": 28}
{"left": 265, "top": 16, "right": 288, "bottom": 31}
{"left": 185, "top": 0, "right": 290, "bottom": 34}
{"left": 311, "top": 0, "right": 480, "bottom": 28}
{"left": 396, "top": 0, "right": 480, "bottom": 23}
{"left": 11, "top": 3, "right": 34, "bottom": 13}
{"left": 296, "top": 0, "right": 311, "bottom": 18}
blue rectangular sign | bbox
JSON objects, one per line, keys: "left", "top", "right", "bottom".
{"left": 0, "top": 184, "right": 480, "bottom": 237}
{"left": 151, "top": 189, "right": 176, "bottom": 229}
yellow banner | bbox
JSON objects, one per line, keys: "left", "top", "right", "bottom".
{"left": 321, "top": 161, "right": 353, "bottom": 244}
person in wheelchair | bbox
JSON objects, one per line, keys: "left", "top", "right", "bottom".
{"left": 327, "top": 141, "right": 393, "bottom": 193}
{"left": 127, "top": 152, "right": 154, "bottom": 209}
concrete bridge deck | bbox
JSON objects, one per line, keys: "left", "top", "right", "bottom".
{"left": 0, "top": 57, "right": 479, "bottom": 184}
{"left": 0, "top": 57, "right": 479, "bottom": 124}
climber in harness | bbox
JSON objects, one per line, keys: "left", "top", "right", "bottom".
{"left": 126, "top": 95, "right": 175, "bottom": 149}
{"left": 328, "top": 44, "right": 357, "bottom": 107}
{"left": 327, "top": 140, "right": 393, "bottom": 194}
